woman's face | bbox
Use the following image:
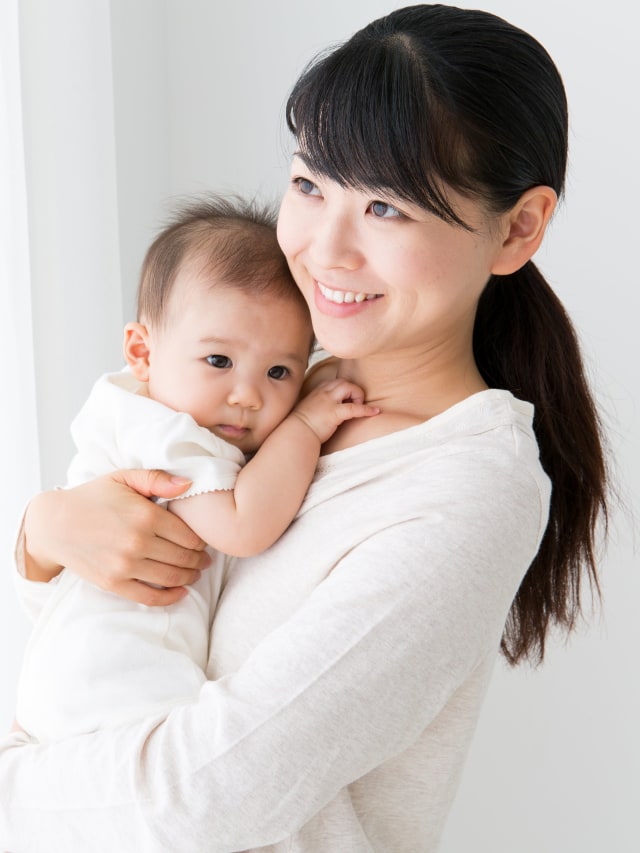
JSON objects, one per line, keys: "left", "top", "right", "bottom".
{"left": 277, "top": 156, "right": 509, "bottom": 364}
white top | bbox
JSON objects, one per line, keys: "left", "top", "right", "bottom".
{"left": 1, "top": 389, "right": 550, "bottom": 852}
{"left": 14, "top": 370, "right": 244, "bottom": 741}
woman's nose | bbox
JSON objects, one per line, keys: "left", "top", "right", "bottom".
{"left": 308, "top": 213, "right": 362, "bottom": 271}
{"left": 227, "top": 381, "right": 262, "bottom": 410}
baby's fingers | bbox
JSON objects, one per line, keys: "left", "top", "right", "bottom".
{"left": 338, "top": 401, "right": 380, "bottom": 422}
{"left": 328, "top": 379, "right": 368, "bottom": 405}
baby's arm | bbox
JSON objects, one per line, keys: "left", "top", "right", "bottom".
{"left": 169, "top": 379, "right": 378, "bottom": 556}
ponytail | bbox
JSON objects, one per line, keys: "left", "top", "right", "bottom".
{"left": 474, "top": 262, "right": 609, "bottom": 665}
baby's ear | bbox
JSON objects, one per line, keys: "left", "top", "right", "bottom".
{"left": 123, "top": 322, "right": 152, "bottom": 381}
{"left": 490, "top": 186, "right": 557, "bottom": 276}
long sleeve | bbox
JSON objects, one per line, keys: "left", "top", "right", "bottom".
{"left": 1, "top": 391, "right": 549, "bottom": 852}
{"left": 12, "top": 510, "right": 61, "bottom": 623}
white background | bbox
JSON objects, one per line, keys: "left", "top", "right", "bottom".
{"left": 2, "top": 1, "right": 638, "bottom": 850}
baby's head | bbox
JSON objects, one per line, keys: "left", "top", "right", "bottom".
{"left": 124, "top": 196, "right": 314, "bottom": 454}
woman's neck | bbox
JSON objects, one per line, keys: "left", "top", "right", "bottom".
{"left": 340, "top": 342, "right": 486, "bottom": 416}
{"left": 321, "top": 346, "right": 487, "bottom": 454}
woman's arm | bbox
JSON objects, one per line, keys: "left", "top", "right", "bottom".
{"left": 1, "top": 453, "right": 543, "bottom": 851}
{"left": 21, "top": 470, "right": 210, "bottom": 606}
{"left": 2, "top": 524, "right": 481, "bottom": 851}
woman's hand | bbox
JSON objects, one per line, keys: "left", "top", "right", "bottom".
{"left": 23, "top": 470, "right": 209, "bottom": 605}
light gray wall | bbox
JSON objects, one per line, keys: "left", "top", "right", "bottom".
{"left": 110, "top": 0, "right": 171, "bottom": 323}
{"left": 20, "top": 0, "right": 125, "bottom": 490}
{"left": 5, "top": 1, "right": 638, "bottom": 850}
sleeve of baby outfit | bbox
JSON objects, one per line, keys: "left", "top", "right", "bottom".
{"left": 134, "top": 410, "right": 245, "bottom": 501}
{"left": 67, "top": 374, "right": 245, "bottom": 499}
{"left": 0, "top": 453, "right": 544, "bottom": 852}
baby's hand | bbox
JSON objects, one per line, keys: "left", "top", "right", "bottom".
{"left": 292, "top": 378, "right": 379, "bottom": 443}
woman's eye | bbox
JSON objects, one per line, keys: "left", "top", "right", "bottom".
{"left": 268, "top": 365, "right": 290, "bottom": 380}
{"left": 370, "top": 200, "right": 401, "bottom": 219}
{"left": 206, "top": 354, "right": 232, "bottom": 369}
{"left": 293, "top": 177, "right": 321, "bottom": 197}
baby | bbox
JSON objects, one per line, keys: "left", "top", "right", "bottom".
{"left": 15, "top": 195, "right": 377, "bottom": 741}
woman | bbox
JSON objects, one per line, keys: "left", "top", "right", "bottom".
{"left": 1, "top": 5, "right": 608, "bottom": 851}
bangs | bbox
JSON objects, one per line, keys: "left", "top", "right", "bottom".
{"left": 286, "top": 33, "right": 476, "bottom": 228}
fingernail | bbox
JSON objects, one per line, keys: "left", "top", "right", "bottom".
{"left": 170, "top": 476, "right": 192, "bottom": 484}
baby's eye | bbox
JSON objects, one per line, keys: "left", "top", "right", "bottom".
{"left": 206, "top": 354, "right": 232, "bottom": 369}
{"left": 268, "top": 365, "right": 290, "bottom": 380}
{"left": 370, "top": 200, "right": 401, "bottom": 219}
{"left": 293, "top": 177, "right": 321, "bottom": 196}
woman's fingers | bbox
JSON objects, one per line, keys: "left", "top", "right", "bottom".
{"left": 23, "top": 470, "right": 211, "bottom": 602}
{"left": 114, "top": 468, "right": 193, "bottom": 501}
{"left": 102, "top": 571, "right": 195, "bottom": 607}
{"left": 82, "top": 475, "right": 209, "bottom": 592}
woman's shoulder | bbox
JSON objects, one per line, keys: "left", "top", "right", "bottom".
{"left": 320, "top": 389, "right": 537, "bottom": 460}
{"left": 313, "top": 389, "right": 548, "bottom": 510}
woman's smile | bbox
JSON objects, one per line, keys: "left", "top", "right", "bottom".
{"left": 316, "top": 281, "right": 382, "bottom": 304}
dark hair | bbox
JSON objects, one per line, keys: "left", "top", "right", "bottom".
{"left": 138, "top": 195, "right": 309, "bottom": 327}
{"left": 286, "top": 4, "right": 609, "bottom": 664}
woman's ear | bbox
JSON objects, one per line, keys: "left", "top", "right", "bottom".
{"left": 123, "top": 322, "right": 152, "bottom": 381}
{"left": 490, "top": 186, "right": 557, "bottom": 276}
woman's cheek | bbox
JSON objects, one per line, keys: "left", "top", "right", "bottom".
{"left": 276, "top": 198, "right": 296, "bottom": 256}
{"left": 278, "top": 192, "right": 315, "bottom": 260}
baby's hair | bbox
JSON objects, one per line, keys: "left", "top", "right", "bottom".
{"left": 137, "top": 195, "right": 309, "bottom": 327}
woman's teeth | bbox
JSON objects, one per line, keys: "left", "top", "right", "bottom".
{"left": 317, "top": 282, "right": 379, "bottom": 304}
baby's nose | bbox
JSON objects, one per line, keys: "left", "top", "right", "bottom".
{"left": 227, "top": 382, "right": 262, "bottom": 410}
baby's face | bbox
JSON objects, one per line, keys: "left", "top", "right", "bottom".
{"left": 146, "top": 273, "right": 313, "bottom": 454}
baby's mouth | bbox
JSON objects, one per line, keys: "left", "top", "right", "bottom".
{"left": 217, "top": 424, "right": 249, "bottom": 437}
